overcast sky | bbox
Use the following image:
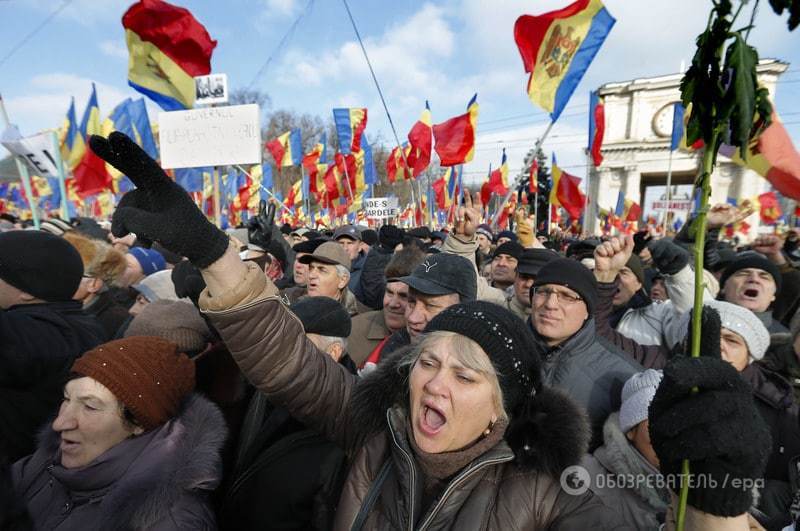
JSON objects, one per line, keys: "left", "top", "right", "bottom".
{"left": 2, "top": 0, "right": 798, "bottom": 189}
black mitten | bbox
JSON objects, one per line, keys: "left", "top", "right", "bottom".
{"left": 171, "top": 260, "right": 206, "bottom": 308}
{"left": 649, "top": 355, "right": 771, "bottom": 516}
{"left": 648, "top": 238, "right": 690, "bottom": 275}
{"left": 90, "top": 132, "right": 229, "bottom": 268}
{"left": 246, "top": 200, "right": 275, "bottom": 251}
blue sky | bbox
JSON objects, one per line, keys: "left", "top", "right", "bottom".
{"left": 2, "top": 0, "right": 799, "bottom": 188}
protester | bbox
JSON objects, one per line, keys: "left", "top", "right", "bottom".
{"left": 118, "top": 246, "right": 166, "bottom": 288}
{"left": 495, "top": 230, "right": 516, "bottom": 246}
{"left": 505, "top": 248, "right": 558, "bottom": 320}
{"left": 489, "top": 241, "right": 523, "bottom": 291}
{"left": 221, "top": 297, "right": 355, "bottom": 530}
{"left": 0, "top": 230, "right": 105, "bottom": 463}
{"left": 348, "top": 246, "right": 426, "bottom": 366}
{"left": 11, "top": 337, "right": 227, "bottom": 529}
{"left": 529, "top": 257, "right": 642, "bottom": 447}
{"left": 718, "top": 250, "right": 789, "bottom": 333}
{"left": 299, "top": 241, "right": 368, "bottom": 315}
{"left": 581, "top": 370, "right": 669, "bottom": 529}
{"left": 282, "top": 237, "right": 326, "bottom": 303}
{"left": 350, "top": 224, "right": 405, "bottom": 310}
{"left": 63, "top": 232, "right": 129, "bottom": 339}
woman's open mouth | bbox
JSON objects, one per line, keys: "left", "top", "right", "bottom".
{"left": 418, "top": 404, "right": 447, "bottom": 436}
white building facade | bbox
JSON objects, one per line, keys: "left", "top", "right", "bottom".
{"left": 585, "top": 59, "right": 789, "bottom": 238}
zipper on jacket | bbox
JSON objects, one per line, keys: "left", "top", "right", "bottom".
{"left": 386, "top": 410, "right": 417, "bottom": 531}
{"left": 416, "top": 454, "right": 513, "bottom": 531}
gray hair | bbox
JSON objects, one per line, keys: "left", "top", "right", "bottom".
{"left": 316, "top": 334, "right": 348, "bottom": 352}
{"left": 335, "top": 264, "right": 351, "bottom": 281}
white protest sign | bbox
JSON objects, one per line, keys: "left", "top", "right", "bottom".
{"left": 194, "top": 73, "right": 228, "bottom": 105}
{"left": 651, "top": 199, "right": 693, "bottom": 212}
{"left": 365, "top": 197, "right": 399, "bottom": 219}
{"left": 0, "top": 126, "right": 60, "bottom": 177}
{"left": 158, "top": 104, "right": 261, "bottom": 169}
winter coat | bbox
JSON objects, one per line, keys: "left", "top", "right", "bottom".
{"left": 440, "top": 233, "right": 507, "bottom": 306}
{"left": 221, "top": 356, "right": 357, "bottom": 530}
{"left": 11, "top": 394, "right": 226, "bottom": 530}
{"left": 348, "top": 251, "right": 368, "bottom": 297}
{"left": 773, "top": 263, "right": 800, "bottom": 329}
{"left": 83, "top": 289, "right": 130, "bottom": 340}
{"left": 754, "top": 310, "right": 789, "bottom": 335}
{"left": 504, "top": 293, "right": 529, "bottom": 321}
{"left": 199, "top": 263, "right": 628, "bottom": 530}
{"left": 348, "top": 309, "right": 392, "bottom": 367}
{"left": 0, "top": 302, "right": 105, "bottom": 463}
{"left": 581, "top": 413, "right": 669, "bottom": 530}
{"left": 760, "top": 334, "right": 800, "bottom": 402}
{"left": 528, "top": 316, "right": 643, "bottom": 449}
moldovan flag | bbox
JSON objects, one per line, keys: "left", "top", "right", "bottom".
{"left": 549, "top": 154, "right": 585, "bottom": 219}
{"left": 719, "top": 112, "right": 800, "bottom": 201}
{"left": 122, "top": 0, "right": 217, "bottom": 110}
{"left": 757, "top": 191, "right": 782, "bottom": 224}
{"left": 514, "top": 0, "right": 615, "bottom": 121}
{"left": 406, "top": 101, "right": 432, "bottom": 177}
{"left": 387, "top": 144, "right": 412, "bottom": 183}
{"left": 77, "top": 85, "right": 112, "bottom": 197}
{"left": 60, "top": 97, "right": 84, "bottom": 170}
{"left": 529, "top": 158, "right": 539, "bottom": 194}
{"left": 433, "top": 94, "right": 479, "bottom": 167}
{"left": 266, "top": 129, "right": 302, "bottom": 169}
{"left": 588, "top": 90, "right": 605, "bottom": 166}
{"left": 488, "top": 149, "right": 509, "bottom": 195}
{"left": 333, "top": 108, "right": 368, "bottom": 155}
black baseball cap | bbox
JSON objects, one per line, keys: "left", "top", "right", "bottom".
{"left": 333, "top": 225, "right": 360, "bottom": 241}
{"left": 398, "top": 253, "right": 476, "bottom": 300}
{"left": 517, "top": 248, "right": 559, "bottom": 276}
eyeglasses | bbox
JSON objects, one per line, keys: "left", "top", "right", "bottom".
{"left": 532, "top": 287, "right": 583, "bottom": 305}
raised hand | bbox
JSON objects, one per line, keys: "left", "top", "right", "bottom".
{"left": 752, "top": 234, "right": 786, "bottom": 264}
{"left": 454, "top": 191, "right": 481, "bottom": 239}
{"left": 594, "top": 235, "right": 634, "bottom": 283}
{"left": 648, "top": 238, "right": 690, "bottom": 275}
{"left": 247, "top": 200, "right": 276, "bottom": 250}
{"left": 90, "top": 132, "right": 229, "bottom": 268}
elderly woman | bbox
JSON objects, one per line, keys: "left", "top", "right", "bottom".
{"left": 11, "top": 337, "right": 227, "bottom": 529}
{"left": 91, "top": 131, "right": 770, "bottom": 530}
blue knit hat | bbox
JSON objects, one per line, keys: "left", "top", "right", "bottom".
{"left": 128, "top": 247, "right": 166, "bottom": 276}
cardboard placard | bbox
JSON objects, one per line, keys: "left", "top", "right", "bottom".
{"left": 365, "top": 197, "right": 399, "bottom": 219}
{"left": 158, "top": 104, "right": 261, "bottom": 169}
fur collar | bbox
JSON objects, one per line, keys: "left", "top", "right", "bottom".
{"left": 594, "top": 413, "right": 669, "bottom": 511}
{"left": 348, "top": 347, "right": 589, "bottom": 476}
{"left": 36, "top": 394, "right": 226, "bottom": 529}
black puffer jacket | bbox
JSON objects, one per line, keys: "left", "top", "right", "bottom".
{"left": 0, "top": 302, "right": 104, "bottom": 462}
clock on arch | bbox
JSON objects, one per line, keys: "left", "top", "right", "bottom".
{"left": 652, "top": 102, "right": 680, "bottom": 138}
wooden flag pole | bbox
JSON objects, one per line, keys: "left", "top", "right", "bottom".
{"left": 0, "top": 94, "right": 41, "bottom": 229}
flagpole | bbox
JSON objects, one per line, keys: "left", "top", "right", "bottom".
{"left": 662, "top": 148, "right": 675, "bottom": 233}
{"left": 0, "top": 94, "right": 40, "bottom": 229}
{"left": 211, "top": 167, "right": 222, "bottom": 228}
{"left": 492, "top": 120, "right": 555, "bottom": 227}
{"left": 234, "top": 164, "right": 296, "bottom": 217}
{"left": 583, "top": 151, "right": 592, "bottom": 236}
{"left": 49, "top": 130, "right": 71, "bottom": 220}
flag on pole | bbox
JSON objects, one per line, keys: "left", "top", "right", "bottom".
{"left": 432, "top": 94, "right": 479, "bottom": 166}
{"left": 588, "top": 90, "right": 605, "bottom": 166}
{"left": 488, "top": 149, "right": 509, "bottom": 195}
{"left": 670, "top": 103, "right": 685, "bottom": 151}
{"left": 718, "top": 111, "right": 800, "bottom": 201}
{"left": 75, "top": 85, "right": 112, "bottom": 197}
{"left": 128, "top": 98, "right": 159, "bottom": 159}
{"left": 122, "top": 0, "right": 217, "bottom": 110}
{"left": 266, "top": 129, "right": 302, "bottom": 169}
{"left": 757, "top": 191, "right": 782, "bottom": 224}
{"left": 549, "top": 154, "right": 585, "bottom": 219}
{"left": 406, "top": 101, "right": 432, "bottom": 177}
{"left": 386, "top": 144, "right": 412, "bottom": 183}
{"left": 60, "top": 97, "right": 84, "bottom": 170}
{"left": 333, "top": 108, "right": 368, "bottom": 155}
{"left": 529, "top": 157, "right": 539, "bottom": 194}
{"left": 514, "top": 0, "right": 615, "bottom": 121}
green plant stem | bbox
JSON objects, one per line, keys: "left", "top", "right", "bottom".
{"left": 676, "top": 127, "right": 721, "bottom": 531}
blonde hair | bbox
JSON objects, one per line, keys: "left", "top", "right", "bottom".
{"left": 403, "top": 331, "right": 507, "bottom": 420}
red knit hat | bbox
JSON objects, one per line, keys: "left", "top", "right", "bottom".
{"left": 72, "top": 337, "right": 195, "bottom": 431}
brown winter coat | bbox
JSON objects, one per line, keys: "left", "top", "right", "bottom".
{"left": 347, "top": 309, "right": 391, "bottom": 366}
{"left": 200, "top": 263, "right": 627, "bottom": 530}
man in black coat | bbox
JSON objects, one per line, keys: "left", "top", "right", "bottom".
{"left": 0, "top": 231, "right": 105, "bottom": 463}
{"left": 220, "top": 297, "right": 356, "bottom": 530}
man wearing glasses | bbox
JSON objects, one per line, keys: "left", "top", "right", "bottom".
{"left": 529, "top": 257, "right": 641, "bottom": 450}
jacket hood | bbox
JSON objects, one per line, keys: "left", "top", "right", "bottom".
{"left": 348, "top": 346, "right": 590, "bottom": 476}
{"left": 33, "top": 393, "right": 226, "bottom": 529}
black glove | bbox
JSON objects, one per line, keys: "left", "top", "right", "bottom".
{"left": 90, "top": 132, "right": 229, "bottom": 268}
{"left": 647, "top": 238, "right": 690, "bottom": 275}
{"left": 171, "top": 260, "right": 207, "bottom": 308}
{"left": 246, "top": 200, "right": 275, "bottom": 251}
{"left": 649, "top": 306, "right": 771, "bottom": 517}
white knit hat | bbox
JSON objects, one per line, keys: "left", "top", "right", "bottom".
{"left": 619, "top": 369, "right": 663, "bottom": 433}
{"left": 679, "top": 300, "right": 770, "bottom": 361}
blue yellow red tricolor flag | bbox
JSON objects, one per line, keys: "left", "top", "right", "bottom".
{"left": 406, "top": 101, "right": 432, "bottom": 178}
{"left": 129, "top": 98, "right": 159, "bottom": 159}
{"left": 588, "top": 90, "right": 605, "bottom": 166}
{"left": 549, "top": 154, "right": 585, "bottom": 219}
{"left": 333, "top": 108, "right": 368, "bottom": 155}
{"left": 488, "top": 149, "right": 509, "bottom": 195}
{"left": 122, "top": 0, "right": 217, "bottom": 110}
{"left": 75, "top": 85, "right": 112, "bottom": 197}
{"left": 432, "top": 94, "right": 479, "bottom": 167}
{"left": 266, "top": 129, "right": 302, "bottom": 169}
{"left": 60, "top": 97, "right": 84, "bottom": 171}
{"left": 514, "top": 0, "right": 615, "bottom": 121}
{"left": 387, "top": 143, "right": 412, "bottom": 183}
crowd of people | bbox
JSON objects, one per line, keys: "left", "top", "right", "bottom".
{"left": 1, "top": 131, "right": 800, "bottom": 529}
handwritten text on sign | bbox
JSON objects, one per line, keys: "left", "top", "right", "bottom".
{"left": 365, "top": 197, "right": 399, "bottom": 219}
{"left": 158, "top": 104, "right": 261, "bottom": 169}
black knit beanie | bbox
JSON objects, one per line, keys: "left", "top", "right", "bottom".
{"left": 719, "top": 252, "right": 782, "bottom": 295}
{"left": 425, "top": 301, "right": 542, "bottom": 415}
{"left": 0, "top": 230, "right": 83, "bottom": 302}
{"left": 291, "top": 296, "right": 352, "bottom": 337}
{"left": 533, "top": 258, "right": 597, "bottom": 314}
